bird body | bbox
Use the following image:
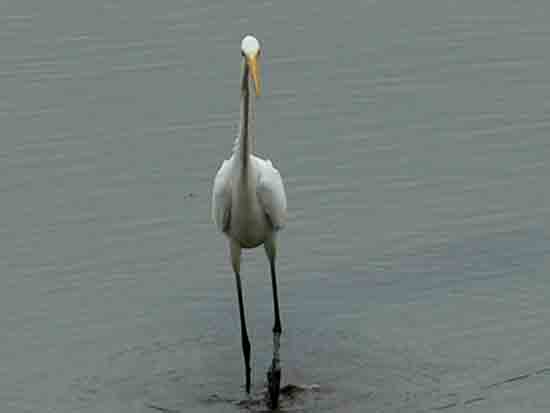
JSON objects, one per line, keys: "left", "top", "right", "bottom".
{"left": 213, "top": 154, "right": 286, "bottom": 248}
{"left": 211, "top": 35, "right": 287, "bottom": 409}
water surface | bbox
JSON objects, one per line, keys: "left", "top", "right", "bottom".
{"left": 1, "top": 0, "right": 549, "bottom": 411}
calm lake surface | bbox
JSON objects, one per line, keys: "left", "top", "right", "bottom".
{"left": 1, "top": 1, "right": 549, "bottom": 411}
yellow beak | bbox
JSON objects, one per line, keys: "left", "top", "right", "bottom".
{"left": 246, "top": 54, "right": 261, "bottom": 96}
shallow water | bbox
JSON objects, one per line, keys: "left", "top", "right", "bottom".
{"left": 1, "top": 0, "right": 550, "bottom": 412}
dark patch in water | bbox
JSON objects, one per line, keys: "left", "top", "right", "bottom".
{"left": 281, "top": 383, "right": 320, "bottom": 397}
{"left": 463, "top": 396, "right": 485, "bottom": 405}
{"left": 482, "top": 373, "right": 531, "bottom": 389}
{"left": 535, "top": 367, "right": 550, "bottom": 376}
{"left": 199, "top": 383, "right": 321, "bottom": 411}
{"left": 430, "top": 364, "right": 550, "bottom": 410}
{"left": 145, "top": 403, "right": 179, "bottom": 413}
{"left": 432, "top": 401, "right": 458, "bottom": 411}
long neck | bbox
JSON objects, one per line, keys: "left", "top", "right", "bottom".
{"left": 238, "top": 61, "right": 251, "bottom": 178}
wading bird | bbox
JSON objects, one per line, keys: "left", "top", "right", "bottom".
{"left": 211, "top": 35, "right": 287, "bottom": 409}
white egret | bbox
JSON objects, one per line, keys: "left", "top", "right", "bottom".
{"left": 211, "top": 35, "right": 287, "bottom": 408}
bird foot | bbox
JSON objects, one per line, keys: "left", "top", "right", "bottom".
{"left": 266, "top": 363, "right": 281, "bottom": 409}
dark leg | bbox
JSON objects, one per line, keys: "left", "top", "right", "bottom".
{"left": 230, "top": 240, "right": 251, "bottom": 394}
{"left": 269, "top": 256, "right": 282, "bottom": 341}
{"left": 235, "top": 270, "right": 252, "bottom": 393}
{"left": 265, "top": 237, "right": 282, "bottom": 409}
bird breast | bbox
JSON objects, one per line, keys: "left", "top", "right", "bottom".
{"left": 230, "top": 178, "right": 270, "bottom": 248}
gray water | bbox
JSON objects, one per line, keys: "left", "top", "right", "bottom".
{"left": 1, "top": 0, "right": 549, "bottom": 411}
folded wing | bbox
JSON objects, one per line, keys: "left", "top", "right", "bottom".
{"left": 211, "top": 159, "right": 233, "bottom": 233}
{"left": 255, "top": 157, "right": 287, "bottom": 231}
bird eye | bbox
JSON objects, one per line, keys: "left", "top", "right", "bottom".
{"left": 241, "top": 50, "right": 245, "bottom": 57}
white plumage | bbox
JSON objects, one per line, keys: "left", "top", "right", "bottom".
{"left": 210, "top": 35, "right": 287, "bottom": 407}
{"left": 212, "top": 154, "right": 287, "bottom": 242}
{"left": 211, "top": 34, "right": 287, "bottom": 248}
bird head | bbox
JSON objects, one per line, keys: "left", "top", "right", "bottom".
{"left": 241, "top": 35, "right": 261, "bottom": 96}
